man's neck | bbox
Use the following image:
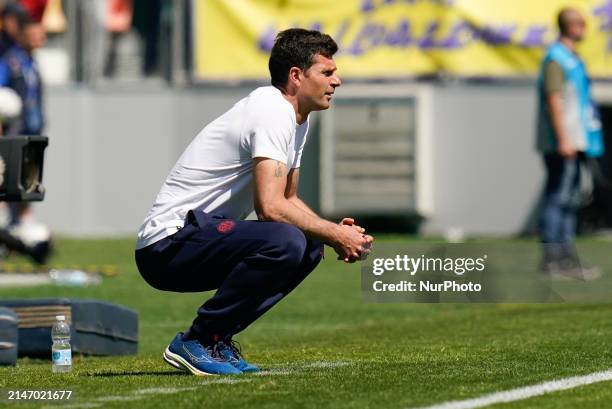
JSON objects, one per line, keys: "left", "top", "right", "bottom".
{"left": 560, "top": 36, "right": 577, "bottom": 53}
{"left": 278, "top": 87, "right": 309, "bottom": 125}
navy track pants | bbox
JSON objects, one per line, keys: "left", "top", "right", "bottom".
{"left": 135, "top": 210, "right": 323, "bottom": 341}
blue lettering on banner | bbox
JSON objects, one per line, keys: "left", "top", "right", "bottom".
{"left": 439, "top": 21, "right": 470, "bottom": 49}
{"left": 593, "top": 0, "right": 612, "bottom": 51}
{"left": 472, "top": 25, "right": 516, "bottom": 45}
{"left": 258, "top": 19, "right": 550, "bottom": 54}
{"left": 361, "top": 0, "right": 454, "bottom": 14}
{"left": 258, "top": 26, "right": 276, "bottom": 53}
{"left": 348, "top": 21, "right": 387, "bottom": 55}
{"left": 520, "top": 25, "right": 548, "bottom": 47}
{"left": 310, "top": 22, "right": 322, "bottom": 31}
{"left": 384, "top": 20, "right": 412, "bottom": 47}
{"left": 255, "top": 1, "right": 610, "bottom": 55}
{"left": 417, "top": 21, "right": 440, "bottom": 49}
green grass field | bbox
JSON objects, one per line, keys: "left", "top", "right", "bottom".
{"left": 1, "top": 236, "right": 612, "bottom": 409}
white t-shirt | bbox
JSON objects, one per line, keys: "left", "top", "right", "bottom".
{"left": 136, "top": 86, "right": 309, "bottom": 249}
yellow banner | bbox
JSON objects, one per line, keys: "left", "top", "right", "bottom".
{"left": 193, "top": 0, "right": 612, "bottom": 80}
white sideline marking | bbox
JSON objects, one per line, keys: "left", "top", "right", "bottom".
{"left": 302, "top": 361, "right": 351, "bottom": 369}
{"left": 262, "top": 360, "right": 352, "bottom": 371}
{"left": 254, "top": 370, "right": 294, "bottom": 376}
{"left": 198, "top": 378, "right": 253, "bottom": 385}
{"left": 40, "top": 361, "right": 349, "bottom": 409}
{"left": 412, "top": 369, "right": 612, "bottom": 409}
{"left": 134, "top": 386, "right": 197, "bottom": 395}
{"left": 42, "top": 404, "right": 102, "bottom": 409}
{"left": 96, "top": 396, "right": 140, "bottom": 401}
{"left": 41, "top": 380, "right": 253, "bottom": 409}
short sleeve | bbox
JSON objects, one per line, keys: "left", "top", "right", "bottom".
{"left": 290, "top": 120, "right": 309, "bottom": 169}
{"left": 544, "top": 61, "right": 564, "bottom": 95}
{"left": 249, "top": 116, "right": 293, "bottom": 164}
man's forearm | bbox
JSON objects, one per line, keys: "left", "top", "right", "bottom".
{"left": 547, "top": 93, "right": 570, "bottom": 144}
{"left": 288, "top": 196, "right": 318, "bottom": 218}
{"left": 257, "top": 198, "right": 338, "bottom": 245}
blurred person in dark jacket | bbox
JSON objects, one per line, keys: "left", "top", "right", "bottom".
{"left": 0, "top": 17, "right": 45, "bottom": 136}
{"left": 0, "top": 2, "right": 29, "bottom": 57}
{"left": 0, "top": 16, "right": 50, "bottom": 262}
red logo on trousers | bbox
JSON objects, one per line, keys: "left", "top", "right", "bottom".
{"left": 216, "top": 220, "right": 235, "bottom": 233}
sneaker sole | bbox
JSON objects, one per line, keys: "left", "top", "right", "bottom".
{"left": 162, "top": 350, "right": 187, "bottom": 371}
{"left": 163, "top": 347, "right": 217, "bottom": 376}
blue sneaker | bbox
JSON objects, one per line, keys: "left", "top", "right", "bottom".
{"left": 216, "top": 339, "right": 260, "bottom": 373}
{"left": 163, "top": 333, "right": 242, "bottom": 375}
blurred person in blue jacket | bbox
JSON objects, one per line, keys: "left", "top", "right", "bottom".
{"left": 0, "top": 2, "right": 29, "bottom": 58}
{"left": 536, "top": 7, "right": 604, "bottom": 279}
{"left": 0, "top": 15, "right": 50, "bottom": 261}
{"left": 0, "top": 16, "right": 45, "bottom": 136}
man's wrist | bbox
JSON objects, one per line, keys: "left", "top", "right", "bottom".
{"left": 322, "top": 222, "right": 342, "bottom": 247}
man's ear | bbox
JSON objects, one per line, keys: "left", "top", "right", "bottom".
{"left": 287, "top": 67, "right": 302, "bottom": 86}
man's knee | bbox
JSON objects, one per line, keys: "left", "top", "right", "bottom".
{"left": 266, "top": 223, "right": 307, "bottom": 268}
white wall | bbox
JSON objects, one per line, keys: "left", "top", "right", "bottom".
{"left": 35, "top": 85, "right": 250, "bottom": 236}
{"left": 426, "top": 83, "right": 543, "bottom": 236}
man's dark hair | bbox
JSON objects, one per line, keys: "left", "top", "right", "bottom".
{"left": 1, "top": 3, "right": 30, "bottom": 31}
{"left": 1, "top": 3, "right": 27, "bottom": 20}
{"left": 269, "top": 28, "right": 338, "bottom": 88}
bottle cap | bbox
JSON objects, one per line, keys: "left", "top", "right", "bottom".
{"left": 56, "top": 315, "right": 65, "bottom": 321}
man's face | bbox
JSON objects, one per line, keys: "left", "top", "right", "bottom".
{"left": 567, "top": 13, "right": 586, "bottom": 42}
{"left": 297, "top": 54, "right": 341, "bottom": 111}
{"left": 2, "top": 16, "right": 19, "bottom": 39}
{"left": 22, "top": 24, "right": 47, "bottom": 51}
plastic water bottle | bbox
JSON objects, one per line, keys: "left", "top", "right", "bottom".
{"left": 49, "top": 269, "right": 101, "bottom": 286}
{"left": 51, "top": 315, "right": 72, "bottom": 373}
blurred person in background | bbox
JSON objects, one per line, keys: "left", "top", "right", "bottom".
{"left": 0, "top": 17, "right": 46, "bottom": 136}
{"left": 0, "top": 2, "right": 29, "bottom": 57}
{"left": 132, "top": 0, "right": 160, "bottom": 76}
{"left": 103, "top": 0, "right": 133, "bottom": 77}
{"left": 82, "top": 0, "right": 134, "bottom": 81}
{"left": 536, "top": 7, "right": 603, "bottom": 279}
{"left": 0, "top": 16, "right": 50, "bottom": 262}
{"left": 0, "top": 8, "right": 45, "bottom": 263}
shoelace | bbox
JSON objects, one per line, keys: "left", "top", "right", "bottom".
{"left": 198, "top": 342, "right": 226, "bottom": 363}
{"left": 219, "top": 339, "right": 244, "bottom": 360}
